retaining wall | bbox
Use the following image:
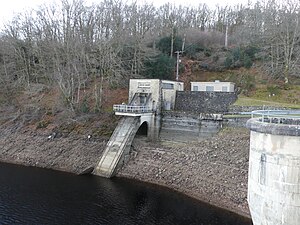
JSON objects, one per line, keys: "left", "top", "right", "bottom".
{"left": 175, "top": 91, "right": 237, "bottom": 113}
{"left": 160, "top": 111, "right": 222, "bottom": 142}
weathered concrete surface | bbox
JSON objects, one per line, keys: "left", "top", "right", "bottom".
{"left": 160, "top": 111, "right": 222, "bottom": 142}
{"left": 247, "top": 117, "right": 300, "bottom": 136}
{"left": 94, "top": 117, "right": 140, "bottom": 177}
{"left": 118, "top": 127, "right": 251, "bottom": 218}
{"left": 247, "top": 118, "right": 300, "bottom": 225}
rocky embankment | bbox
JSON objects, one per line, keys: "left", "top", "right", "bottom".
{"left": 0, "top": 131, "right": 106, "bottom": 174}
{"left": 119, "top": 127, "right": 251, "bottom": 218}
{"left": 0, "top": 105, "right": 112, "bottom": 174}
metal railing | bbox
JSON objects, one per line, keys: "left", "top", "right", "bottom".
{"left": 113, "top": 104, "right": 152, "bottom": 113}
{"left": 250, "top": 110, "right": 300, "bottom": 123}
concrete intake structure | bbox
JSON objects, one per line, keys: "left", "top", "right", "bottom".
{"left": 93, "top": 79, "right": 183, "bottom": 178}
{"left": 93, "top": 78, "right": 237, "bottom": 178}
{"left": 247, "top": 111, "right": 300, "bottom": 225}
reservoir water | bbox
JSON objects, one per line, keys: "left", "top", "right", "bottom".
{"left": 0, "top": 162, "right": 252, "bottom": 225}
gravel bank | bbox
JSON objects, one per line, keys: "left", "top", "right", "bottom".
{"left": 0, "top": 129, "right": 106, "bottom": 174}
{"left": 118, "top": 127, "right": 251, "bottom": 218}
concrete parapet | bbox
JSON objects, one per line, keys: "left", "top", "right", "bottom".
{"left": 247, "top": 117, "right": 300, "bottom": 136}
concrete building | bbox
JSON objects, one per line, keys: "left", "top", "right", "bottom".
{"left": 94, "top": 79, "right": 183, "bottom": 178}
{"left": 191, "top": 80, "right": 235, "bottom": 92}
{"left": 247, "top": 110, "right": 300, "bottom": 225}
{"left": 127, "top": 79, "right": 184, "bottom": 112}
{"left": 162, "top": 80, "right": 184, "bottom": 110}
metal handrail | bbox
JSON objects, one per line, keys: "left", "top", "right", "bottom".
{"left": 113, "top": 104, "right": 152, "bottom": 113}
{"left": 250, "top": 110, "right": 300, "bottom": 122}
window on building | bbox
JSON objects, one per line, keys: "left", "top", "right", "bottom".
{"left": 162, "top": 83, "right": 174, "bottom": 89}
{"left": 192, "top": 86, "right": 199, "bottom": 91}
{"left": 222, "top": 86, "right": 228, "bottom": 92}
{"left": 139, "top": 96, "right": 145, "bottom": 104}
{"left": 206, "top": 86, "right": 214, "bottom": 91}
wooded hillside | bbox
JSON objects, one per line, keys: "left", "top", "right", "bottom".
{"left": 0, "top": 0, "right": 299, "bottom": 113}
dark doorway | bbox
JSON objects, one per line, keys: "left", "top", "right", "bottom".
{"left": 136, "top": 121, "right": 148, "bottom": 136}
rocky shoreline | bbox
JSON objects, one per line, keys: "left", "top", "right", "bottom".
{"left": 119, "top": 127, "right": 251, "bottom": 218}
{"left": 0, "top": 127, "right": 107, "bottom": 175}
{"left": 0, "top": 119, "right": 250, "bottom": 218}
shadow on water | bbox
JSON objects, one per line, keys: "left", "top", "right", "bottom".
{"left": 0, "top": 162, "right": 252, "bottom": 225}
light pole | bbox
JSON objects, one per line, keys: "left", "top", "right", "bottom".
{"left": 175, "top": 51, "right": 182, "bottom": 81}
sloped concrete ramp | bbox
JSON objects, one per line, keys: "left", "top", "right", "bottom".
{"left": 93, "top": 116, "right": 140, "bottom": 178}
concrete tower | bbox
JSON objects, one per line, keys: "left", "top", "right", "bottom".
{"left": 247, "top": 111, "right": 300, "bottom": 225}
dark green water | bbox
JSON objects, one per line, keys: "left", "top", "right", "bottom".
{"left": 0, "top": 162, "right": 252, "bottom": 225}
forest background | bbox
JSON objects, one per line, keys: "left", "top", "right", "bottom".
{"left": 0, "top": 0, "right": 300, "bottom": 133}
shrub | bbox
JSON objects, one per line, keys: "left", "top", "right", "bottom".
{"left": 244, "top": 45, "right": 259, "bottom": 59}
{"left": 143, "top": 54, "right": 175, "bottom": 80}
{"left": 243, "top": 55, "right": 253, "bottom": 68}
{"left": 79, "top": 96, "right": 90, "bottom": 113}
{"left": 204, "top": 49, "right": 212, "bottom": 57}
{"left": 224, "top": 45, "right": 259, "bottom": 69}
{"left": 267, "top": 85, "right": 281, "bottom": 96}
{"left": 157, "top": 36, "right": 183, "bottom": 55}
{"left": 224, "top": 57, "right": 233, "bottom": 68}
{"left": 229, "top": 73, "right": 256, "bottom": 96}
{"left": 36, "top": 120, "right": 50, "bottom": 129}
{"left": 232, "top": 47, "right": 241, "bottom": 61}
{"left": 213, "top": 55, "right": 219, "bottom": 62}
{"left": 184, "top": 43, "right": 205, "bottom": 59}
